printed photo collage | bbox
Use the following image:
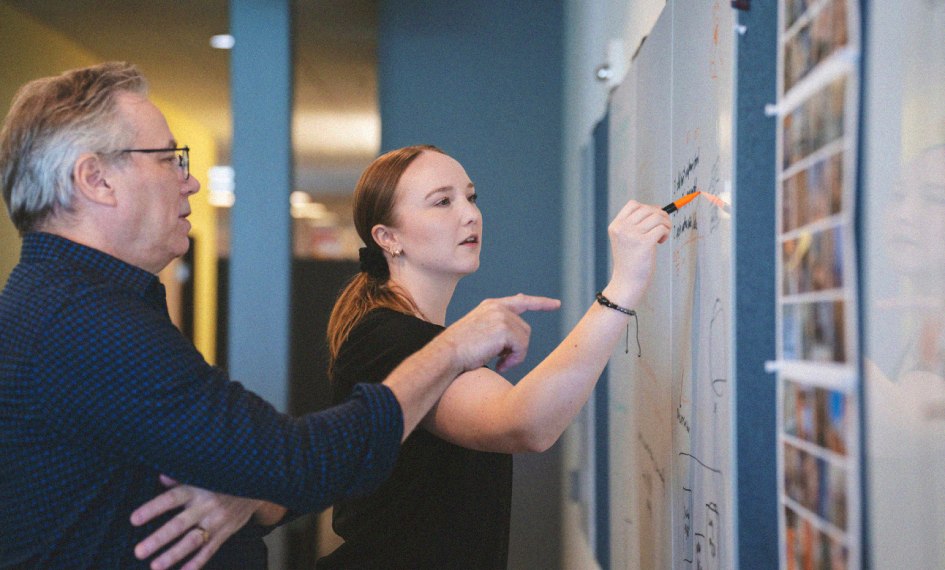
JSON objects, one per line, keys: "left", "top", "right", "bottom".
{"left": 780, "top": 77, "right": 848, "bottom": 365}
{"left": 783, "top": 0, "right": 850, "bottom": 92}
{"left": 777, "top": 0, "right": 861, "bottom": 568}
{"left": 783, "top": 505, "right": 849, "bottom": 570}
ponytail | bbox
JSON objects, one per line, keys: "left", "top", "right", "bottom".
{"left": 326, "top": 271, "right": 420, "bottom": 380}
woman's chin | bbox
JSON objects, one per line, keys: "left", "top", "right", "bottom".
{"left": 456, "top": 264, "right": 479, "bottom": 278}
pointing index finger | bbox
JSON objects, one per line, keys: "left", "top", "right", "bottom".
{"left": 497, "top": 294, "right": 561, "bottom": 314}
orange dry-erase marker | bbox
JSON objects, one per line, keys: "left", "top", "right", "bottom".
{"left": 662, "top": 191, "right": 701, "bottom": 214}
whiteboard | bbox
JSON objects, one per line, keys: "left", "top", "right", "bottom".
{"left": 607, "top": 2, "right": 735, "bottom": 568}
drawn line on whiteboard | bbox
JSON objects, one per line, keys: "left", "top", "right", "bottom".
{"left": 709, "top": 297, "right": 728, "bottom": 396}
{"left": 673, "top": 214, "right": 698, "bottom": 239}
{"left": 679, "top": 451, "right": 723, "bottom": 474}
{"left": 638, "top": 431, "right": 667, "bottom": 486}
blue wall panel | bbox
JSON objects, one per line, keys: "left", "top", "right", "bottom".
{"left": 378, "top": 2, "right": 564, "bottom": 567}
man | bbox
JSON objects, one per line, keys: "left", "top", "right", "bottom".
{"left": 0, "top": 62, "right": 558, "bottom": 568}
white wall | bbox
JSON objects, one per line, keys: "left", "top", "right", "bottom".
{"left": 560, "top": 1, "right": 666, "bottom": 567}
{"left": 862, "top": 0, "right": 945, "bottom": 567}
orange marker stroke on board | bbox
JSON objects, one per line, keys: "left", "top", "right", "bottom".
{"left": 701, "top": 192, "right": 728, "bottom": 209}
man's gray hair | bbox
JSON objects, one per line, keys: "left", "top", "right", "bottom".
{"left": 0, "top": 61, "right": 148, "bottom": 234}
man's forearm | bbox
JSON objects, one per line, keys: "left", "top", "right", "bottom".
{"left": 381, "top": 334, "right": 464, "bottom": 440}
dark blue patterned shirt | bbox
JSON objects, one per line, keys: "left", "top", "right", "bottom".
{"left": 0, "top": 232, "right": 403, "bottom": 569}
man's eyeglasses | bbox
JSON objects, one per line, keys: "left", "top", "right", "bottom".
{"left": 120, "top": 146, "right": 190, "bottom": 180}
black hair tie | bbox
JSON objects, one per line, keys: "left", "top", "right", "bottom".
{"left": 359, "top": 246, "right": 389, "bottom": 280}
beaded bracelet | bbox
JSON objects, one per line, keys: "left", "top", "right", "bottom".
{"left": 595, "top": 291, "right": 634, "bottom": 315}
{"left": 595, "top": 291, "right": 642, "bottom": 356}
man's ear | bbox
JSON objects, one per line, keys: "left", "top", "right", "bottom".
{"left": 73, "top": 153, "right": 118, "bottom": 207}
{"left": 371, "top": 224, "right": 400, "bottom": 255}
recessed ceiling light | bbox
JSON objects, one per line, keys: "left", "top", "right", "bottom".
{"left": 210, "top": 34, "right": 235, "bottom": 50}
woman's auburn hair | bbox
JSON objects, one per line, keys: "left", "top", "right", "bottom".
{"left": 326, "top": 145, "right": 443, "bottom": 379}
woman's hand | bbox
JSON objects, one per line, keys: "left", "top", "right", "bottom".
{"left": 605, "top": 199, "right": 671, "bottom": 307}
{"left": 130, "top": 474, "right": 263, "bottom": 570}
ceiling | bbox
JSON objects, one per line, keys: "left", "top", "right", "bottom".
{"left": 6, "top": 0, "right": 380, "bottom": 196}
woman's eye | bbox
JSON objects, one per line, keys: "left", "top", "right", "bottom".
{"left": 468, "top": 193, "right": 478, "bottom": 203}
{"left": 435, "top": 197, "right": 451, "bottom": 206}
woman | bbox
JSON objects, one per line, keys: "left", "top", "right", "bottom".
{"left": 317, "top": 144, "right": 669, "bottom": 568}
{"left": 130, "top": 144, "right": 669, "bottom": 569}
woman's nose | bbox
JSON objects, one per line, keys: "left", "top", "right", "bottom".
{"left": 463, "top": 201, "right": 481, "bottom": 225}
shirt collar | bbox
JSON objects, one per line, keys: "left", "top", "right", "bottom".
{"left": 21, "top": 232, "right": 161, "bottom": 297}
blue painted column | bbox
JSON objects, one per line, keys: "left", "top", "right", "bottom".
{"left": 229, "top": 2, "right": 292, "bottom": 567}
{"left": 378, "top": 2, "right": 564, "bottom": 567}
{"left": 733, "top": 3, "right": 778, "bottom": 568}
{"left": 229, "top": 0, "right": 292, "bottom": 412}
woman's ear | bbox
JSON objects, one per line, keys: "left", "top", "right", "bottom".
{"left": 73, "top": 153, "right": 118, "bottom": 207}
{"left": 371, "top": 224, "right": 401, "bottom": 256}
